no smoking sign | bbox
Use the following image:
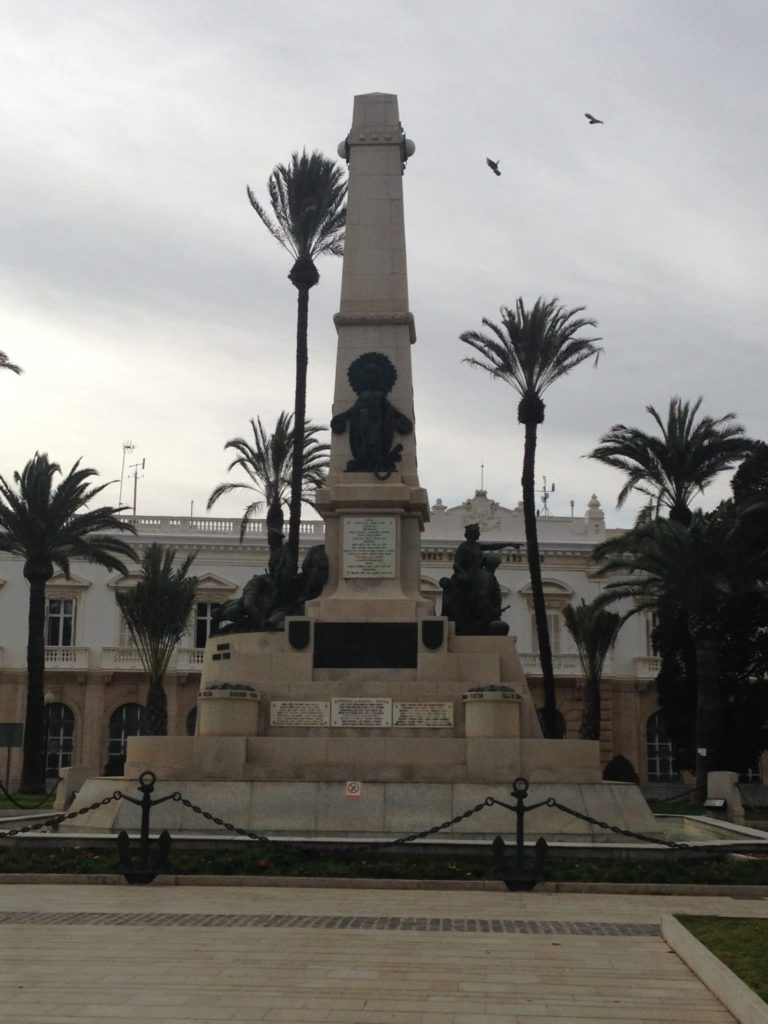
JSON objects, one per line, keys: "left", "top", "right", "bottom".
{"left": 345, "top": 781, "right": 362, "bottom": 800}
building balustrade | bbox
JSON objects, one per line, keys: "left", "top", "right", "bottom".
{"left": 118, "top": 515, "right": 325, "bottom": 539}
{"left": 634, "top": 655, "right": 662, "bottom": 679}
{"left": 44, "top": 646, "right": 90, "bottom": 670}
{"left": 519, "top": 652, "right": 581, "bottom": 675}
{"left": 177, "top": 647, "right": 205, "bottom": 669}
{"left": 102, "top": 646, "right": 205, "bottom": 672}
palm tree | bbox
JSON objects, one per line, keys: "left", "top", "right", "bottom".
{"left": 0, "top": 352, "right": 22, "bottom": 374}
{"left": 732, "top": 440, "right": 768, "bottom": 504}
{"left": 116, "top": 545, "right": 198, "bottom": 736}
{"left": 0, "top": 454, "right": 135, "bottom": 791}
{"left": 562, "top": 599, "right": 622, "bottom": 741}
{"left": 247, "top": 150, "right": 346, "bottom": 564}
{"left": 461, "top": 297, "right": 602, "bottom": 738}
{"left": 594, "top": 501, "right": 768, "bottom": 801}
{"left": 589, "top": 397, "right": 753, "bottom": 526}
{"left": 206, "top": 413, "right": 330, "bottom": 541}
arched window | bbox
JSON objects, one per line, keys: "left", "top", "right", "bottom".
{"left": 44, "top": 702, "right": 75, "bottom": 779}
{"left": 186, "top": 706, "right": 198, "bottom": 736}
{"left": 537, "top": 707, "right": 566, "bottom": 739}
{"left": 646, "top": 710, "right": 681, "bottom": 782}
{"left": 106, "top": 703, "right": 145, "bottom": 775}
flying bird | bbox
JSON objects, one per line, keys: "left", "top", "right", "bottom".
{"left": 585, "top": 113, "right": 604, "bottom": 125}
{"left": 486, "top": 158, "right": 501, "bottom": 176}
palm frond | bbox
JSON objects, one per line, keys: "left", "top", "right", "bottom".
{"left": 0, "top": 452, "right": 135, "bottom": 575}
{"left": 248, "top": 150, "right": 347, "bottom": 266}
{"left": 589, "top": 396, "right": 753, "bottom": 521}
{"left": 461, "top": 297, "right": 601, "bottom": 416}
{"left": 207, "top": 413, "right": 329, "bottom": 539}
{"left": 0, "top": 351, "right": 22, "bottom": 374}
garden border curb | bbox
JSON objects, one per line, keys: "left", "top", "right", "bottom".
{"left": 662, "top": 914, "right": 768, "bottom": 1024}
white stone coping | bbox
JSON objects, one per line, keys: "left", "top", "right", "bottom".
{"left": 662, "top": 914, "right": 768, "bottom": 1023}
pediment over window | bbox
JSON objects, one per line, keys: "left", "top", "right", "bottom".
{"left": 108, "top": 571, "right": 238, "bottom": 601}
{"left": 195, "top": 574, "right": 238, "bottom": 602}
{"left": 107, "top": 572, "right": 144, "bottom": 591}
{"left": 519, "top": 578, "right": 574, "bottom": 609}
{"left": 46, "top": 573, "right": 91, "bottom": 597}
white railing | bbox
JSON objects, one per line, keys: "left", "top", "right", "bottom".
{"left": 117, "top": 515, "right": 325, "bottom": 539}
{"left": 102, "top": 647, "right": 144, "bottom": 670}
{"left": 102, "top": 646, "right": 205, "bottom": 671}
{"left": 44, "top": 646, "right": 89, "bottom": 669}
{"left": 634, "top": 655, "right": 662, "bottom": 678}
{"left": 520, "top": 653, "right": 581, "bottom": 675}
{"left": 177, "top": 648, "right": 205, "bottom": 669}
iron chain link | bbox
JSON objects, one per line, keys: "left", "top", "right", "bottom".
{"left": 542, "top": 797, "right": 726, "bottom": 852}
{"left": 173, "top": 792, "right": 495, "bottom": 853}
{"left": 1, "top": 785, "right": 728, "bottom": 857}
{"left": 0, "top": 792, "right": 123, "bottom": 839}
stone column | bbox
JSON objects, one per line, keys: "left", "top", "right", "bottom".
{"left": 311, "top": 93, "right": 431, "bottom": 621}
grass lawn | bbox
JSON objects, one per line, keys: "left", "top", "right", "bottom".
{"left": 648, "top": 799, "right": 768, "bottom": 824}
{"left": 0, "top": 793, "right": 55, "bottom": 811}
{"left": 678, "top": 915, "right": 768, "bottom": 1003}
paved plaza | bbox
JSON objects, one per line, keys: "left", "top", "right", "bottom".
{"left": 0, "top": 882, "right": 765, "bottom": 1022}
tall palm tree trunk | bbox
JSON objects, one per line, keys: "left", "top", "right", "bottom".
{"left": 579, "top": 679, "right": 600, "bottom": 741}
{"left": 287, "top": 258, "right": 318, "bottom": 564}
{"left": 693, "top": 631, "right": 722, "bottom": 803}
{"left": 521, "top": 420, "right": 558, "bottom": 738}
{"left": 145, "top": 676, "right": 168, "bottom": 736}
{"left": 21, "top": 569, "right": 49, "bottom": 792}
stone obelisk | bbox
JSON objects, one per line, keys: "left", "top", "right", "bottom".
{"left": 310, "top": 93, "right": 431, "bottom": 621}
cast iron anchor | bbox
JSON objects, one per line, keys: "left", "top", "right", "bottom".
{"left": 491, "top": 777, "right": 549, "bottom": 891}
{"left": 116, "top": 771, "right": 176, "bottom": 885}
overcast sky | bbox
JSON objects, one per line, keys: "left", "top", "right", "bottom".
{"left": 2, "top": 0, "right": 766, "bottom": 528}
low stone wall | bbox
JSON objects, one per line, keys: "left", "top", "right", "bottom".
{"left": 65, "top": 776, "right": 659, "bottom": 841}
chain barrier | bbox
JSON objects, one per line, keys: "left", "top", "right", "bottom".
{"left": 0, "top": 791, "right": 123, "bottom": 839}
{"left": 176, "top": 788, "right": 720, "bottom": 855}
{"left": 173, "top": 791, "right": 494, "bottom": 854}
{"left": 0, "top": 778, "right": 60, "bottom": 811}
{"left": 541, "top": 797, "right": 728, "bottom": 853}
{"left": 0, "top": 775, "right": 734, "bottom": 887}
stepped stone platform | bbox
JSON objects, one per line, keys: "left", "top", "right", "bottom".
{"left": 67, "top": 627, "right": 661, "bottom": 842}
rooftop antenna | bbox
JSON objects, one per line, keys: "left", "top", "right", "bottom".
{"left": 480, "top": 461, "right": 485, "bottom": 491}
{"left": 118, "top": 441, "right": 135, "bottom": 507}
{"left": 539, "top": 476, "right": 555, "bottom": 516}
{"left": 128, "top": 458, "right": 145, "bottom": 516}
{"left": 570, "top": 499, "right": 575, "bottom": 519}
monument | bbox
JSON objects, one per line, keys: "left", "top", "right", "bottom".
{"left": 68, "top": 94, "right": 658, "bottom": 841}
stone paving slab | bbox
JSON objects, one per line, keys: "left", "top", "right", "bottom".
{"left": 0, "top": 884, "right": 762, "bottom": 1023}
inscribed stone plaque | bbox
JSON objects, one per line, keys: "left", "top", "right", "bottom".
{"left": 342, "top": 516, "right": 397, "bottom": 578}
{"left": 270, "top": 701, "right": 330, "bottom": 727}
{"left": 332, "top": 697, "right": 392, "bottom": 728}
{"left": 393, "top": 702, "right": 454, "bottom": 728}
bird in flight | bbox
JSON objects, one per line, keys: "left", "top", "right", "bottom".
{"left": 585, "top": 113, "right": 604, "bottom": 125}
{"left": 486, "top": 157, "right": 501, "bottom": 176}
